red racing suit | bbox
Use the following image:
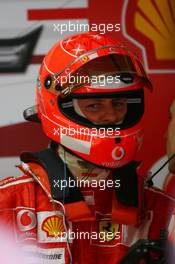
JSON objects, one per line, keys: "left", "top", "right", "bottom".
{"left": 0, "top": 150, "right": 175, "bottom": 264}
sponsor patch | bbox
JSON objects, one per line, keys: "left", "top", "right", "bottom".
{"left": 37, "top": 211, "right": 70, "bottom": 243}
{"left": 42, "top": 215, "right": 65, "bottom": 238}
{"left": 23, "top": 245, "right": 65, "bottom": 264}
{"left": 99, "top": 220, "right": 120, "bottom": 242}
{"left": 16, "top": 208, "right": 37, "bottom": 241}
{"left": 90, "top": 214, "right": 121, "bottom": 247}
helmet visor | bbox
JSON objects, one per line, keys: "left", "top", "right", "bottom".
{"left": 54, "top": 49, "right": 152, "bottom": 96}
{"left": 59, "top": 88, "right": 144, "bottom": 130}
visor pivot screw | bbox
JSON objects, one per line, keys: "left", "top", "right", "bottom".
{"left": 44, "top": 76, "right": 52, "bottom": 89}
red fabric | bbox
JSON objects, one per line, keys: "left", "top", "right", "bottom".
{"left": 0, "top": 168, "right": 175, "bottom": 263}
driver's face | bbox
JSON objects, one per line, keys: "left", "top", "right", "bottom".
{"left": 77, "top": 98, "right": 127, "bottom": 125}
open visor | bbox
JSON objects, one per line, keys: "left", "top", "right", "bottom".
{"left": 52, "top": 46, "right": 152, "bottom": 97}
{"left": 59, "top": 88, "right": 144, "bottom": 130}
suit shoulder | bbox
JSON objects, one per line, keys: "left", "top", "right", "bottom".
{"left": 0, "top": 175, "right": 34, "bottom": 189}
{"left": 145, "top": 186, "right": 175, "bottom": 202}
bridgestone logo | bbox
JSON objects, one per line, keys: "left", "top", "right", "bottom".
{"left": 30, "top": 252, "right": 62, "bottom": 260}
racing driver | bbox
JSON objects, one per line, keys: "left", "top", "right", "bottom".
{"left": 0, "top": 32, "right": 175, "bottom": 264}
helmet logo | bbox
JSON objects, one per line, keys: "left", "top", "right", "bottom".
{"left": 82, "top": 56, "right": 89, "bottom": 62}
{"left": 112, "top": 146, "right": 125, "bottom": 160}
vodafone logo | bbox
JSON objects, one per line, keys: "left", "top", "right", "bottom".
{"left": 112, "top": 146, "right": 125, "bottom": 160}
{"left": 17, "top": 209, "right": 36, "bottom": 232}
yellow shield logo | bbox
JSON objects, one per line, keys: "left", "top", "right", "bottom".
{"left": 42, "top": 215, "right": 65, "bottom": 237}
{"left": 99, "top": 220, "right": 120, "bottom": 242}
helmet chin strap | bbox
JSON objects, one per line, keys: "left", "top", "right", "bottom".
{"left": 72, "top": 98, "right": 124, "bottom": 125}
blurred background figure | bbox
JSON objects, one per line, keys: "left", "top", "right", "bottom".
{"left": 163, "top": 100, "right": 175, "bottom": 197}
{"left": 166, "top": 99, "right": 175, "bottom": 174}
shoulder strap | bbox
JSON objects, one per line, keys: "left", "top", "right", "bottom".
{"left": 20, "top": 148, "right": 84, "bottom": 203}
{"left": 113, "top": 161, "right": 139, "bottom": 207}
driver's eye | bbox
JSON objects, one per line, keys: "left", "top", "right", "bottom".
{"left": 86, "top": 104, "right": 102, "bottom": 111}
{"left": 113, "top": 100, "right": 126, "bottom": 109}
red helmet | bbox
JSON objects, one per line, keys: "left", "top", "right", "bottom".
{"left": 30, "top": 32, "right": 152, "bottom": 168}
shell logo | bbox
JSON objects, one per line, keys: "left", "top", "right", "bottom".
{"left": 123, "top": 0, "right": 175, "bottom": 72}
{"left": 42, "top": 215, "right": 65, "bottom": 237}
{"left": 135, "top": 0, "right": 175, "bottom": 60}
